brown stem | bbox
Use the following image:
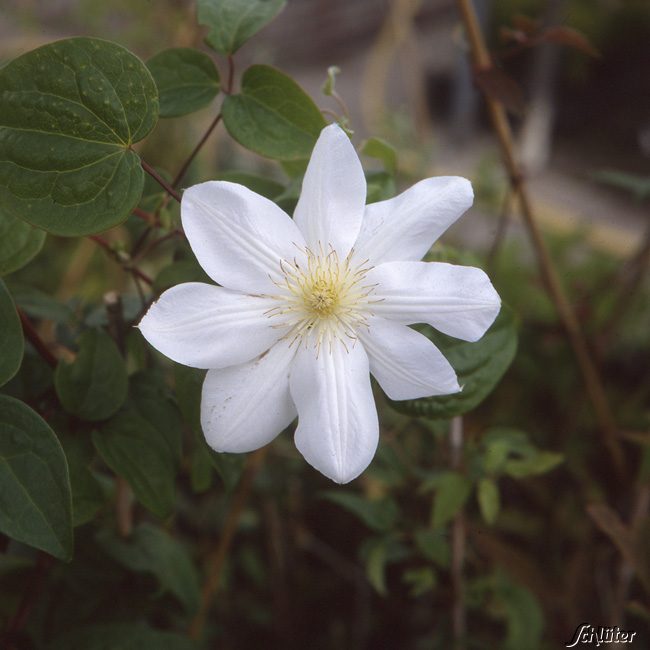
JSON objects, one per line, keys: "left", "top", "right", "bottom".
{"left": 487, "top": 188, "right": 514, "bottom": 270}
{"left": 189, "top": 448, "right": 267, "bottom": 641}
{"left": 18, "top": 309, "right": 58, "bottom": 368}
{"left": 226, "top": 55, "right": 235, "bottom": 94}
{"left": 131, "top": 206, "right": 157, "bottom": 226}
{"left": 89, "top": 236, "right": 153, "bottom": 286}
{"left": 449, "top": 416, "right": 466, "bottom": 650}
{"left": 172, "top": 113, "right": 223, "bottom": 189}
{"left": 140, "top": 159, "right": 182, "bottom": 203}
{"left": 455, "top": 0, "right": 624, "bottom": 473}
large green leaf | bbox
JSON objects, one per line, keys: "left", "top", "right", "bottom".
{"left": 92, "top": 376, "right": 181, "bottom": 518}
{"left": 222, "top": 65, "right": 326, "bottom": 160}
{"left": 147, "top": 48, "right": 220, "bottom": 118}
{"left": 49, "top": 623, "right": 198, "bottom": 650}
{"left": 97, "top": 523, "right": 200, "bottom": 613}
{"left": 55, "top": 329, "right": 128, "bottom": 421}
{"left": 0, "top": 210, "right": 45, "bottom": 275}
{"left": 0, "top": 279, "right": 23, "bottom": 387}
{"left": 0, "top": 395, "right": 73, "bottom": 560}
{"left": 389, "top": 305, "right": 518, "bottom": 419}
{"left": 0, "top": 37, "right": 159, "bottom": 236}
{"left": 198, "top": 0, "right": 287, "bottom": 55}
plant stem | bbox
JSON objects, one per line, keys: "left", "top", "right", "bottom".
{"left": 455, "top": 0, "right": 624, "bottom": 473}
{"left": 89, "top": 235, "right": 153, "bottom": 286}
{"left": 172, "top": 113, "right": 223, "bottom": 189}
{"left": 189, "top": 447, "right": 267, "bottom": 641}
{"left": 449, "top": 416, "right": 466, "bottom": 650}
{"left": 140, "top": 158, "right": 182, "bottom": 203}
{"left": 18, "top": 309, "right": 58, "bottom": 368}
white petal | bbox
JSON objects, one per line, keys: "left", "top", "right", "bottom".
{"left": 293, "top": 124, "right": 366, "bottom": 259}
{"left": 366, "top": 261, "right": 501, "bottom": 342}
{"left": 289, "top": 339, "right": 378, "bottom": 484}
{"left": 138, "top": 283, "right": 284, "bottom": 369}
{"left": 201, "top": 340, "right": 297, "bottom": 453}
{"left": 354, "top": 177, "right": 473, "bottom": 264}
{"left": 361, "top": 318, "right": 460, "bottom": 400}
{"left": 182, "top": 181, "right": 306, "bottom": 293}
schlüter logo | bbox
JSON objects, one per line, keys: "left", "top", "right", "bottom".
{"left": 565, "top": 624, "right": 637, "bottom": 647}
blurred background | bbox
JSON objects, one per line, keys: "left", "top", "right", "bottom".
{"left": 2, "top": 1, "right": 649, "bottom": 649}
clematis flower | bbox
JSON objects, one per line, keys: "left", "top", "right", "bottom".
{"left": 139, "top": 124, "right": 500, "bottom": 483}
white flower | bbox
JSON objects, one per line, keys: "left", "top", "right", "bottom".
{"left": 139, "top": 124, "right": 500, "bottom": 483}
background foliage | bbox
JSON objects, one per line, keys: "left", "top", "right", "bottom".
{"left": 1, "top": 1, "right": 649, "bottom": 649}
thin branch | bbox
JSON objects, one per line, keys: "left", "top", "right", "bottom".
{"left": 455, "top": 0, "right": 624, "bottom": 473}
{"left": 18, "top": 309, "right": 58, "bottom": 368}
{"left": 131, "top": 206, "right": 157, "bottom": 225}
{"left": 172, "top": 113, "right": 223, "bottom": 189}
{"left": 450, "top": 416, "right": 466, "bottom": 650}
{"left": 140, "top": 158, "right": 182, "bottom": 203}
{"left": 89, "top": 235, "right": 153, "bottom": 286}
{"left": 189, "top": 448, "right": 268, "bottom": 641}
{"left": 487, "top": 188, "right": 514, "bottom": 270}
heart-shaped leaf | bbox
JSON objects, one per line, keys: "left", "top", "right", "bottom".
{"left": 198, "top": 0, "right": 286, "bottom": 55}
{"left": 222, "top": 65, "right": 326, "bottom": 160}
{"left": 147, "top": 48, "right": 220, "bottom": 118}
{"left": 0, "top": 37, "right": 159, "bottom": 236}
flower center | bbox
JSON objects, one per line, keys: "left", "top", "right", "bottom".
{"left": 265, "top": 245, "right": 375, "bottom": 351}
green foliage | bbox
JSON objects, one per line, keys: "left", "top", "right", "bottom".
{"left": 321, "top": 491, "right": 399, "bottom": 532}
{"left": 0, "top": 37, "right": 159, "bottom": 236}
{"left": 198, "top": 0, "right": 287, "bottom": 55}
{"left": 481, "top": 428, "right": 563, "bottom": 478}
{"left": 55, "top": 329, "right": 128, "bottom": 421}
{"left": 0, "top": 395, "right": 72, "bottom": 559}
{"left": 147, "top": 48, "right": 220, "bottom": 118}
{"left": 0, "top": 280, "right": 23, "bottom": 387}
{"left": 97, "top": 523, "right": 200, "bottom": 613}
{"left": 360, "top": 137, "right": 397, "bottom": 174}
{"left": 0, "top": 210, "right": 46, "bottom": 276}
{"left": 92, "top": 374, "right": 181, "bottom": 518}
{"left": 389, "top": 305, "right": 518, "bottom": 419}
{"left": 49, "top": 623, "right": 199, "bottom": 650}
{"left": 428, "top": 471, "right": 473, "bottom": 529}
{"left": 222, "top": 65, "right": 327, "bottom": 160}
{"left": 477, "top": 477, "right": 500, "bottom": 524}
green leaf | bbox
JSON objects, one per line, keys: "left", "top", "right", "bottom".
{"left": 217, "top": 171, "right": 285, "bottom": 200}
{"left": 360, "top": 137, "right": 397, "bottom": 174}
{"left": 0, "top": 395, "right": 73, "bottom": 560}
{"left": 504, "top": 451, "right": 563, "bottom": 478}
{"left": 49, "top": 623, "right": 198, "bottom": 650}
{"left": 60, "top": 434, "right": 105, "bottom": 527}
{"left": 366, "top": 170, "right": 396, "bottom": 203}
{"left": 430, "top": 471, "right": 472, "bottom": 529}
{"left": 389, "top": 305, "right": 518, "bottom": 419}
{"left": 413, "top": 528, "right": 450, "bottom": 568}
{"left": 477, "top": 477, "right": 500, "bottom": 524}
{"left": 402, "top": 566, "right": 437, "bottom": 597}
{"left": 0, "top": 210, "right": 45, "bottom": 276}
{"left": 222, "top": 65, "right": 326, "bottom": 160}
{"left": 147, "top": 48, "right": 220, "bottom": 118}
{"left": 592, "top": 170, "right": 650, "bottom": 202}
{"left": 153, "top": 260, "right": 212, "bottom": 295}
{"left": 97, "top": 523, "right": 200, "bottom": 613}
{"left": 55, "top": 329, "right": 128, "bottom": 421}
{"left": 198, "top": 0, "right": 287, "bottom": 55}
{"left": 93, "top": 376, "right": 181, "bottom": 518}
{"left": 0, "top": 280, "right": 23, "bottom": 387}
{"left": 360, "top": 535, "right": 409, "bottom": 596}
{"left": 321, "top": 491, "right": 398, "bottom": 532}
{"left": 0, "top": 37, "right": 159, "bottom": 236}
{"left": 6, "top": 282, "right": 73, "bottom": 323}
